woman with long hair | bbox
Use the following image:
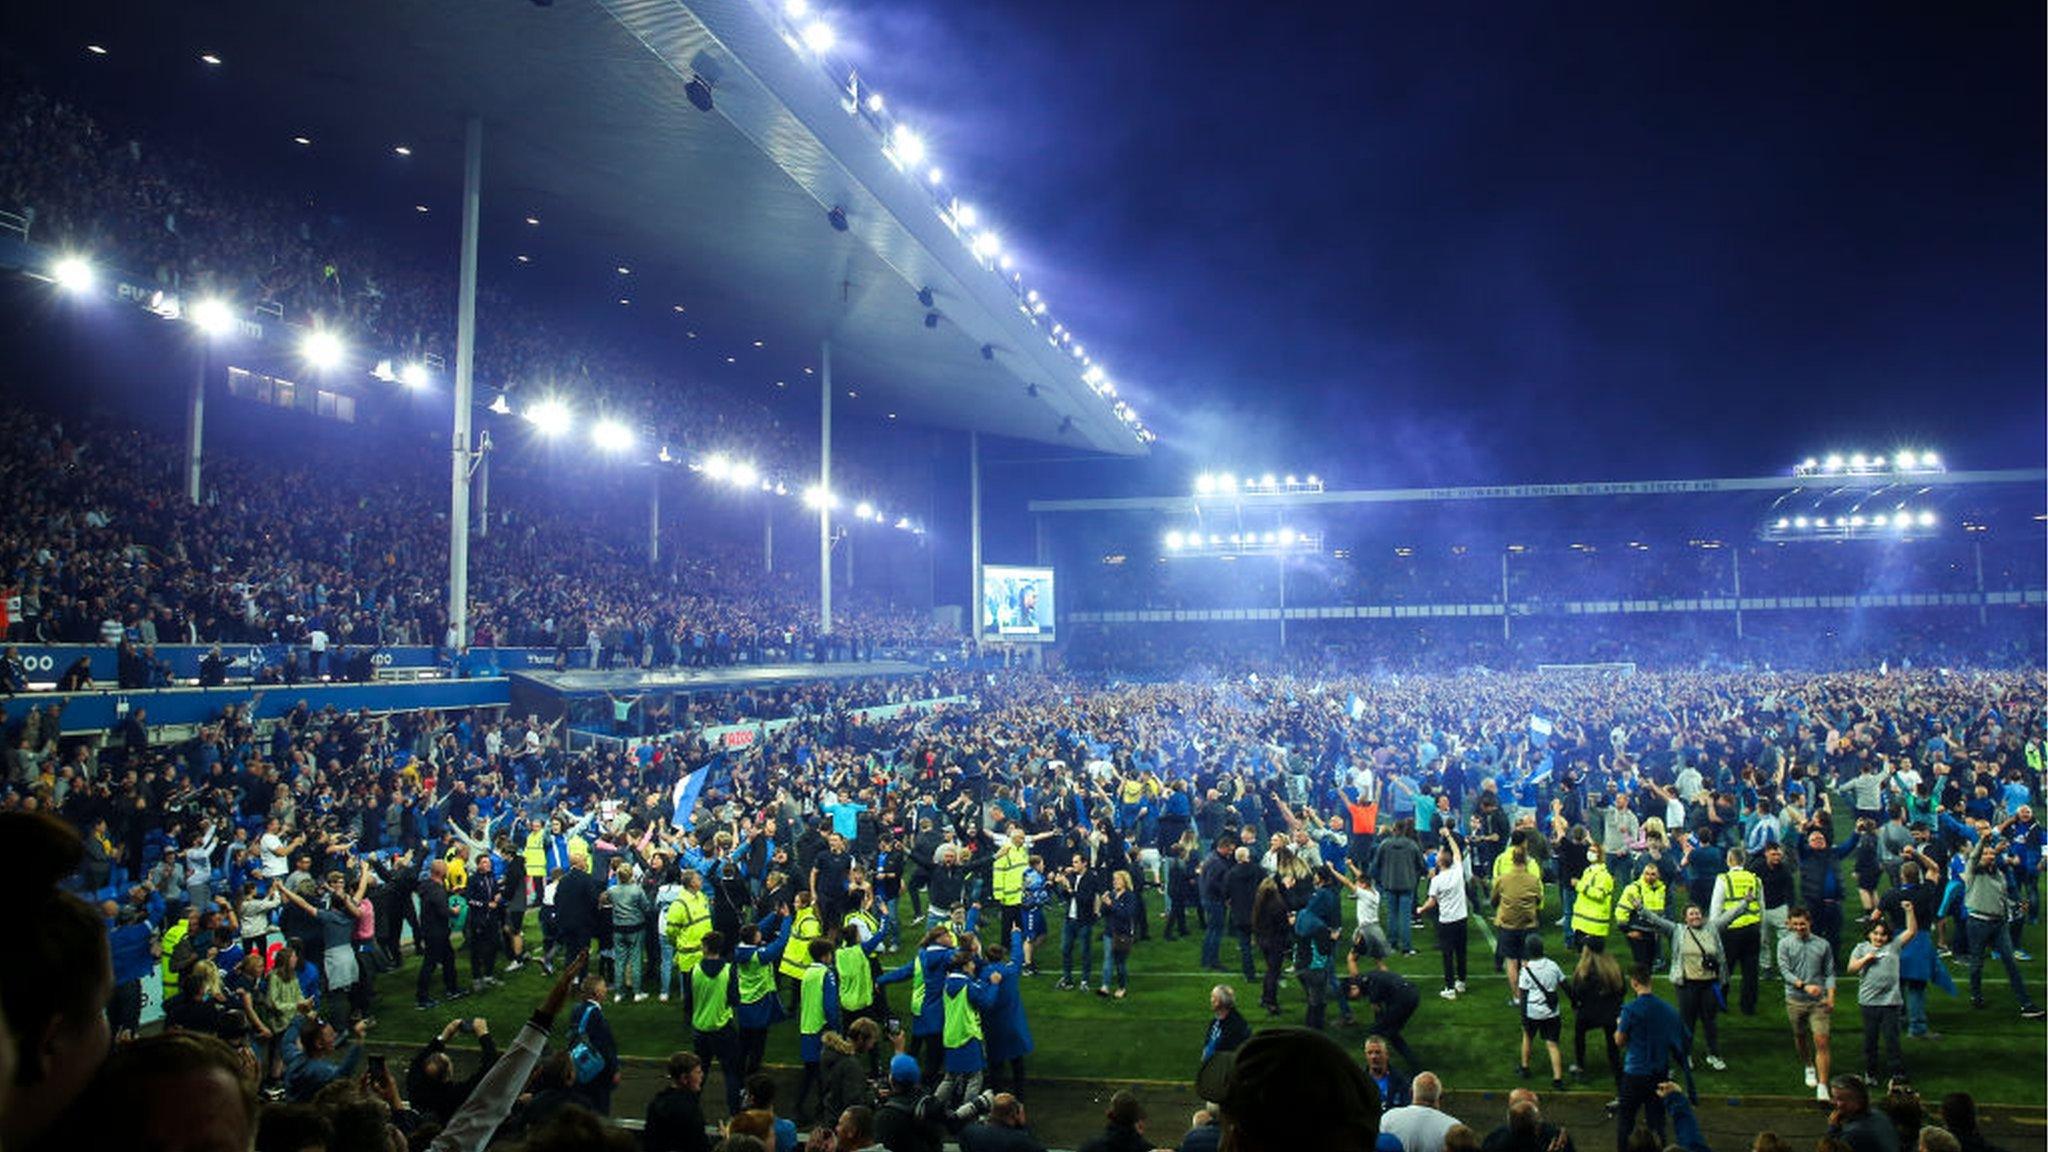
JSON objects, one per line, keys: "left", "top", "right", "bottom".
{"left": 1564, "top": 945, "right": 1626, "bottom": 1103}
{"left": 0, "top": 812, "right": 114, "bottom": 1151}
{"left": 1096, "top": 870, "right": 1139, "bottom": 999}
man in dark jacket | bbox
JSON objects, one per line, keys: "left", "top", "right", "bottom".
{"left": 415, "top": 859, "right": 463, "bottom": 1008}
{"left": 1480, "top": 1089, "right": 1577, "bottom": 1152}
{"left": 875, "top": 1053, "right": 946, "bottom": 1152}
{"left": 958, "top": 1094, "right": 1049, "bottom": 1152}
{"left": 1224, "top": 848, "right": 1264, "bottom": 982}
{"left": 1201, "top": 984, "right": 1252, "bottom": 1067}
{"left": 553, "top": 849, "right": 603, "bottom": 969}
{"left": 1198, "top": 839, "right": 1235, "bottom": 970}
{"left": 406, "top": 1016, "right": 501, "bottom": 1125}
{"left": 643, "top": 1051, "right": 713, "bottom": 1152}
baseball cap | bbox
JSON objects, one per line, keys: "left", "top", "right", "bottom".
{"left": 889, "top": 1054, "right": 920, "bottom": 1084}
{"left": 1196, "top": 1027, "right": 1380, "bottom": 1152}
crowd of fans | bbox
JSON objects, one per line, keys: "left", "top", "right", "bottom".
{"left": 4, "top": 656, "right": 2041, "bottom": 1151}
{"left": 0, "top": 404, "right": 951, "bottom": 675}
{"left": 0, "top": 81, "right": 826, "bottom": 479}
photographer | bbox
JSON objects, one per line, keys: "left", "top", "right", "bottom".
{"left": 407, "top": 1016, "right": 502, "bottom": 1126}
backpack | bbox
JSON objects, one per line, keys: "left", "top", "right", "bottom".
{"left": 567, "top": 1003, "right": 606, "bottom": 1084}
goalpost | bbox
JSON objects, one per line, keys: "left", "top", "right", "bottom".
{"left": 1534, "top": 661, "right": 1637, "bottom": 677}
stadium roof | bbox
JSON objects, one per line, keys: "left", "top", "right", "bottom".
{"left": 45, "top": 0, "right": 1149, "bottom": 456}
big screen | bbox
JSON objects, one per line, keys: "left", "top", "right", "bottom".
{"left": 980, "top": 565, "right": 1055, "bottom": 643}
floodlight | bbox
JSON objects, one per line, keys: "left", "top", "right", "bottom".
{"left": 1285, "top": 475, "right": 1298, "bottom": 486}
{"left": 190, "top": 297, "right": 235, "bottom": 336}
{"left": 1891, "top": 514, "right": 1909, "bottom": 530}
{"left": 1833, "top": 517, "right": 1848, "bottom": 528}
{"left": 971, "top": 231, "right": 1002, "bottom": 259}
{"left": 1278, "top": 528, "right": 1297, "bottom": 546}
{"left": 955, "top": 203, "right": 979, "bottom": 229}
{"left": 866, "top": 93, "right": 885, "bottom": 113}
{"left": 1893, "top": 452, "right": 1914, "bottom": 470}
{"left": 1850, "top": 453, "right": 1868, "bottom": 469}
{"left": 784, "top": 0, "right": 809, "bottom": 16}
{"left": 1195, "top": 474, "right": 1215, "bottom": 495}
{"left": 1916, "top": 510, "right": 1936, "bottom": 527}
{"left": 1306, "top": 475, "right": 1320, "bottom": 487}
{"left": 1850, "top": 515, "right": 1865, "bottom": 527}
{"left": 1920, "top": 452, "right": 1939, "bottom": 469}
{"left": 488, "top": 394, "right": 512, "bottom": 415}
{"left": 400, "top": 362, "right": 430, "bottom": 388}
{"left": 896, "top": 517, "right": 914, "bottom": 531}
{"left": 299, "top": 329, "right": 345, "bottom": 370}
{"left": 526, "top": 398, "right": 572, "bottom": 436}
{"left": 1823, "top": 454, "right": 1844, "bottom": 471}
{"left": 891, "top": 126, "right": 926, "bottom": 166}
{"left": 1217, "top": 473, "right": 1237, "bottom": 492}
{"left": 1261, "top": 532, "right": 1276, "bottom": 545}
{"left": 927, "top": 168, "right": 944, "bottom": 185}
{"left": 802, "top": 485, "right": 832, "bottom": 509}
{"left": 51, "top": 255, "right": 95, "bottom": 293}
{"left": 703, "top": 454, "right": 732, "bottom": 481}
{"left": 200, "top": 53, "right": 222, "bottom": 66}
{"left": 1776, "top": 518, "right": 1790, "bottom": 529}
{"left": 801, "top": 20, "right": 835, "bottom": 52}
{"left": 855, "top": 501, "right": 875, "bottom": 520}
{"left": 1261, "top": 473, "right": 1277, "bottom": 489}
{"left": 1801, "top": 458, "right": 1818, "bottom": 471}
{"left": 1165, "top": 531, "right": 1185, "bottom": 550}
{"left": 729, "top": 461, "right": 759, "bottom": 488}
{"left": 1229, "top": 534, "right": 1242, "bottom": 545}
{"left": 1792, "top": 516, "right": 1809, "bottom": 528}
{"left": 591, "top": 419, "right": 635, "bottom": 452}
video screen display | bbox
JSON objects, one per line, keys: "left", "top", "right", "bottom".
{"left": 980, "top": 565, "right": 1055, "bottom": 643}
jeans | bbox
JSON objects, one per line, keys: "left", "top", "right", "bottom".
{"left": 1100, "top": 930, "right": 1129, "bottom": 990}
{"left": 614, "top": 926, "right": 644, "bottom": 993}
{"left": 1201, "top": 900, "right": 1227, "bottom": 967}
{"left": 655, "top": 918, "right": 680, "bottom": 997}
{"left": 1062, "top": 918, "right": 1095, "bottom": 984}
{"left": 1437, "top": 918, "right": 1469, "bottom": 989}
{"left": 1387, "top": 890, "right": 1416, "bottom": 953}
{"left": 1235, "top": 927, "right": 1258, "bottom": 980}
{"left": 1860, "top": 1003, "right": 1903, "bottom": 1079}
{"left": 1301, "top": 965, "right": 1330, "bottom": 1030}
{"left": 1616, "top": 1071, "right": 1667, "bottom": 1152}
{"left": 1260, "top": 943, "right": 1287, "bottom": 1009}
{"left": 1966, "top": 917, "right": 2037, "bottom": 1007}
{"left": 1903, "top": 980, "right": 1930, "bottom": 1036}
{"left": 1676, "top": 981, "right": 1720, "bottom": 1057}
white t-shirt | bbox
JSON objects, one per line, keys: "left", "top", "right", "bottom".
{"left": 259, "top": 832, "right": 289, "bottom": 878}
{"left": 1427, "top": 868, "right": 1467, "bottom": 923}
{"left": 1354, "top": 884, "right": 1382, "bottom": 929}
{"left": 1519, "top": 957, "right": 1565, "bottom": 1020}
{"left": 1381, "top": 1105, "right": 1461, "bottom": 1152}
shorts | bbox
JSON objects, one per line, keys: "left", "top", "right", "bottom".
{"left": 1521, "top": 1015, "right": 1561, "bottom": 1041}
{"left": 1787, "top": 999, "right": 1832, "bottom": 1040}
{"left": 1497, "top": 928, "right": 1532, "bottom": 961}
{"left": 1020, "top": 907, "right": 1047, "bottom": 939}
{"left": 1351, "top": 925, "right": 1391, "bottom": 960}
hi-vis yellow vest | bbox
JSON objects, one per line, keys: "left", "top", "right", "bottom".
{"left": 1722, "top": 869, "right": 1761, "bottom": 930}
{"left": 992, "top": 844, "right": 1028, "bottom": 907}
{"left": 1573, "top": 862, "right": 1615, "bottom": 938}
{"left": 666, "top": 888, "right": 711, "bottom": 972}
{"left": 779, "top": 907, "right": 821, "bottom": 982}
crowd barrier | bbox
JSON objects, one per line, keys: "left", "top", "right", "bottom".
{"left": 39, "top": 677, "right": 511, "bottom": 735}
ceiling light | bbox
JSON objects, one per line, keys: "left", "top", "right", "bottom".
{"left": 616, "top": 265, "right": 631, "bottom": 275}
{"left": 86, "top": 44, "right": 108, "bottom": 55}
{"left": 190, "top": 297, "right": 235, "bottom": 336}
{"left": 525, "top": 215, "right": 539, "bottom": 225}
{"left": 399, "top": 362, "right": 430, "bottom": 388}
{"left": 591, "top": 419, "right": 635, "bottom": 452}
{"left": 891, "top": 125, "right": 926, "bottom": 166}
{"left": 927, "top": 167, "right": 944, "bottom": 185}
{"left": 866, "top": 93, "right": 885, "bottom": 113}
{"left": 526, "top": 399, "right": 572, "bottom": 436}
{"left": 784, "top": 0, "right": 809, "bottom": 16}
{"left": 51, "top": 255, "right": 96, "bottom": 293}
{"left": 299, "top": 329, "right": 345, "bottom": 370}
{"left": 414, "top": 204, "right": 429, "bottom": 213}
{"left": 292, "top": 136, "right": 311, "bottom": 146}
{"left": 801, "top": 20, "right": 836, "bottom": 53}
{"left": 200, "top": 53, "right": 222, "bottom": 66}
{"left": 954, "top": 203, "right": 978, "bottom": 229}
{"left": 393, "top": 145, "right": 411, "bottom": 156}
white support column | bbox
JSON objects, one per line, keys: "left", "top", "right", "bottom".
{"left": 1278, "top": 554, "right": 1288, "bottom": 650}
{"left": 447, "top": 115, "right": 482, "bottom": 651}
{"left": 764, "top": 506, "right": 775, "bottom": 574}
{"left": 648, "top": 467, "right": 661, "bottom": 567}
{"left": 185, "top": 347, "right": 206, "bottom": 505}
{"left": 1732, "top": 546, "right": 1744, "bottom": 639}
{"left": 1975, "top": 539, "right": 1987, "bottom": 625}
{"left": 819, "top": 339, "right": 833, "bottom": 636}
{"left": 1500, "top": 550, "right": 1511, "bottom": 640}
{"left": 970, "top": 431, "right": 983, "bottom": 655}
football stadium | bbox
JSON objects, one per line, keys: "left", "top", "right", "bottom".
{"left": 0, "top": 2, "right": 2042, "bottom": 1151}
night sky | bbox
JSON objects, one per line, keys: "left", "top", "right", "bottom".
{"left": 842, "top": 1, "right": 2045, "bottom": 488}
{"left": 5, "top": 2, "right": 2042, "bottom": 500}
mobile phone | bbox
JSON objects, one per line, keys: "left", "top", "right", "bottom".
{"left": 368, "top": 1054, "right": 387, "bottom": 1076}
